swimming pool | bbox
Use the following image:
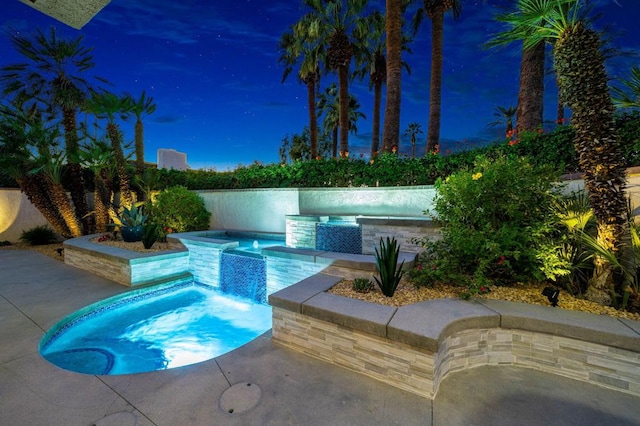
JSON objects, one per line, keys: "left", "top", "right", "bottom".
{"left": 39, "top": 278, "right": 272, "bottom": 375}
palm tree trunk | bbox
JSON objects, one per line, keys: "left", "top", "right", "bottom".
{"left": 135, "top": 119, "right": 144, "bottom": 175}
{"left": 554, "top": 23, "right": 628, "bottom": 306}
{"left": 93, "top": 173, "right": 110, "bottom": 233}
{"left": 17, "top": 174, "right": 71, "bottom": 237}
{"left": 107, "top": 122, "right": 133, "bottom": 208}
{"left": 49, "top": 181, "right": 83, "bottom": 238}
{"left": 426, "top": 12, "right": 444, "bottom": 154}
{"left": 63, "top": 107, "right": 93, "bottom": 234}
{"left": 307, "top": 79, "right": 318, "bottom": 158}
{"left": 516, "top": 41, "right": 545, "bottom": 134}
{"left": 382, "top": 0, "right": 402, "bottom": 153}
{"left": 371, "top": 81, "right": 382, "bottom": 157}
{"left": 338, "top": 64, "right": 350, "bottom": 154}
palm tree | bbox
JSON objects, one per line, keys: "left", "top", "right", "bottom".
{"left": 488, "top": 105, "right": 518, "bottom": 135}
{"left": 36, "top": 152, "right": 83, "bottom": 238}
{"left": 78, "top": 141, "right": 115, "bottom": 233}
{"left": 317, "top": 83, "right": 365, "bottom": 157}
{"left": 404, "top": 122, "right": 423, "bottom": 158}
{"left": 278, "top": 27, "right": 323, "bottom": 158}
{"left": 382, "top": 0, "right": 405, "bottom": 153}
{"left": 353, "top": 10, "right": 387, "bottom": 158}
{"left": 298, "top": 0, "right": 371, "bottom": 155}
{"left": 413, "top": 0, "right": 463, "bottom": 154}
{"left": 85, "top": 91, "right": 134, "bottom": 208}
{"left": 513, "top": 0, "right": 628, "bottom": 305}
{"left": 487, "top": 2, "right": 547, "bottom": 135}
{"left": 1, "top": 27, "right": 103, "bottom": 234}
{"left": 612, "top": 66, "right": 640, "bottom": 109}
{"left": 128, "top": 91, "right": 156, "bottom": 178}
{"left": 0, "top": 105, "right": 72, "bottom": 237}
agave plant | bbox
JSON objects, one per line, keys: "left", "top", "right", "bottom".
{"left": 374, "top": 237, "right": 405, "bottom": 297}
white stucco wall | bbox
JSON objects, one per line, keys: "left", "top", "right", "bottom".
{"left": 197, "top": 189, "right": 300, "bottom": 233}
{"left": 0, "top": 189, "right": 50, "bottom": 242}
{"left": 3, "top": 175, "right": 639, "bottom": 242}
{"left": 298, "top": 186, "right": 436, "bottom": 217}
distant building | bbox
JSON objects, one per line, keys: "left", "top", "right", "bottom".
{"left": 157, "top": 149, "right": 188, "bottom": 171}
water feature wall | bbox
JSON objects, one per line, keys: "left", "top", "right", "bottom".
{"left": 172, "top": 233, "right": 325, "bottom": 301}
{"left": 315, "top": 223, "right": 362, "bottom": 254}
{"left": 220, "top": 251, "right": 267, "bottom": 303}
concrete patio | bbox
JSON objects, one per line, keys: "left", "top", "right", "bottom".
{"left": 1, "top": 249, "right": 640, "bottom": 425}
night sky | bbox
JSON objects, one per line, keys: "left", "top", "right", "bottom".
{"left": 1, "top": 0, "right": 638, "bottom": 170}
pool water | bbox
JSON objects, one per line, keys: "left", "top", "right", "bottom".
{"left": 39, "top": 281, "right": 272, "bottom": 375}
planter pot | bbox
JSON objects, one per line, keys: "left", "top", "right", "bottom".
{"left": 121, "top": 225, "right": 144, "bottom": 242}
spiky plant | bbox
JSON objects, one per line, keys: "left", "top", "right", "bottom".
{"left": 374, "top": 236, "right": 405, "bottom": 297}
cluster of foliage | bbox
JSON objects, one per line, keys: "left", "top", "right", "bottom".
{"left": 86, "top": 114, "right": 635, "bottom": 192}
{"left": 147, "top": 186, "right": 211, "bottom": 235}
{"left": 20, "top": 225, "right": 58, "bottom": 246}
{"left": 408, "top": 155, "right": 561, "bottom": 296}
{"left": 351, "top": 277, "right": 374, "bottom": 293}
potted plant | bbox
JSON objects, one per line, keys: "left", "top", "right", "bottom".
{"left": 115, "top": 205, "right": 147, "bottom": 242}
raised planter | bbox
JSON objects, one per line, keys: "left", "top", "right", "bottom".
{"left": 63, "top": 235, "right": 189, "bottom": 287}
{"left": 269, "top": 274, "right": 640, "bottom": 399}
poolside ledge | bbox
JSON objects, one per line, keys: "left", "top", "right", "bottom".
{"left": 269, "top": 273, "right": 640, "bottom": 399}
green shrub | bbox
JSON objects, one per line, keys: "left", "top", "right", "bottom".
{"left": 374, "top": 237, "right": 405, "bottom": 297}
{"left": 352, "top": 277, "right": 374, "bottom": 293}
{"left": 20, "top": 225, "right": 58, "bottom": 245}
{"left": 150, "top": 186, "right": 211, "bottom": 233}
{"left": 422, "top": 154, "right": 560, "bottom": 291}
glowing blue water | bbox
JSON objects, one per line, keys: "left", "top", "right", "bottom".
{"left": 40, "top": 282, "right": 271, "bottom": 375}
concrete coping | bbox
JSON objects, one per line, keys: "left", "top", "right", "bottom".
{"left": 285, "top": 214, "right": 436, "bottom": 228}
{"left": 261, "top": 246, "right": 416, "bottom": 272}
{"left": 269, "top": 273, "right": 640, "bottom": 354}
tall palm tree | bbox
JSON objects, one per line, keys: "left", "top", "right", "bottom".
{"left": 513, "top": 0, "right": 628, "bottom": 305}
{"left": 404, "top": 122, "right": 423, "bottom": 158}
{"left": 85, "top": 91, "right": 134, "bottom": 209}
{"left": 298, "top": 0, "right": 370, "bottom": 155}
{"left": 1, "top": 27, "right": 103, "bottom": 235}
{"left": 317, "top": 83, "right": 365, "bottom": 157}
{"left": 487, "top": 2, "right": 547, "bottom": 135}
{"left": 382, "top": 0, "right": 405, "bottom": 153}
{"left": 413, "top": 0, "right": 463, "bottom": 154}
{"left": 488, "top": 105, "right": 518, "bottom": 135}
{"left": 612, "top": 66, "right": 640, "bottom": 109}
{"left": 353, "top": 10, "right": 387, "bottom": 157}
{"left": 317, "top": 84, "right": 340, "bottom": 157}
{"left": 278, "top": 28, "right": 323, "bottom": 158}
{"left": 127, "top": 91, "right": 156, "bottom": 177}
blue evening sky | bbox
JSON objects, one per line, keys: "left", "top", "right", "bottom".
{"left": 1, "top": 0, "right": 638, "bottom": 170}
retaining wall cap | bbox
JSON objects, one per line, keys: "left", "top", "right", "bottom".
{"left": 268, "top": 273, "right": 342, "bottom": 313}
{"left": 387, "top": 298, "right": 500, "bottom": 352}
{"left": 302, "top": 292, "right": 397, "bottom": 338}
{"left": 478, "top": 299, "right": 640, "bottom": 352}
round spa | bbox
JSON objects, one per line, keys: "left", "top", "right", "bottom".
{"left": 39, "top": 278, "right": 271, "bottom": 375}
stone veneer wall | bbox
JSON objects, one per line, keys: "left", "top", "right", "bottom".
{"left": 64, "top": 236, "right": 189, "bottom": 287}
{"left": 436, "top": 328, "right": 640, "bottom": 396}
{"left": 359, "top": 218, "right": 441, "bottom": 255}
{"left": 286, "top": 215, "right": 442, "bottom": 255}
{"left": 272, "top": 308, "right": 437, "bottom": 398}
{"left": 272, "top": 309, "right": 640, "bottom": 399}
